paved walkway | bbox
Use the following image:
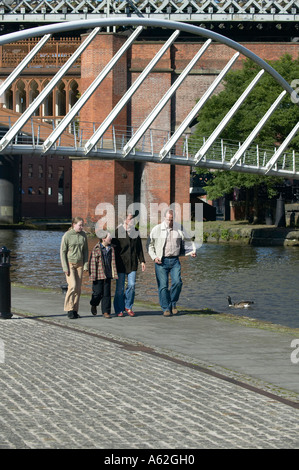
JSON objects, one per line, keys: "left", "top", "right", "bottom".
{"left": 0, "top": 285, "right": 298, "bottom": 449}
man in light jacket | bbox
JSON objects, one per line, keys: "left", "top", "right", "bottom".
{"left": 148, "top": 209, "right": 196, "bottom": 316}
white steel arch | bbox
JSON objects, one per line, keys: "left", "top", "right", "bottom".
{"left": 0, "top": 18, "right": 298, "bottom": 179}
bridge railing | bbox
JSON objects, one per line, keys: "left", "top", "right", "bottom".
{"left": 185, "top": 135, "right": 299, "bottom": 173}
{"left": 1, "top": 112, "right": 298, "bottom": 173}
{"left": 64, "top": 120, "right": 299, "bottom": 173}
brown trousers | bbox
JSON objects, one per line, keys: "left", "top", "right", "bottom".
{"left": 64, "top": 262, "right": 83, "bottom": 312}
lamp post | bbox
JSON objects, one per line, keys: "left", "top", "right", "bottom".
{"left": 0, "top": 246, "right": 13, "bottom": 319}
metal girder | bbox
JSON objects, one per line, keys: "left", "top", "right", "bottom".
{"left": 0, "top": 34, "right": 51, "bottom": 100}
{"left": 84, "top": 29, "right": 181, "bottom": 156}
{"left": 265, "top": 121, "right": 299, "bottom": 174}
{"left": 159, "top": 52, "right": 239, "bottom": 160}
{"left": 3, "top": 141, "right": 298, "bottom": 179}
{"left": 0, "top": 18, "right": 294, "bottom": 96}
{"left": 122, "top": 38, "right": 212, "bottom": 158}
{"left": 0, "top": 0, "right": 298, "bottom": 24}
{"left": 229, "top": 90, "right": 287, "bottom": 169}
{"left": 0, "top": 14, "right": 296, "bottom": 25}
{"left": 0, "top": 27, "right": 101, "bottom": 152}
{"left": 194, "top": 69, "right": 265, "bottom": 164}
{"left": 43, "top": 26, "right": 143, "bottom": 153}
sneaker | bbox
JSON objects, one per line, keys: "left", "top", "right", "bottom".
{"left": 103, "top": 312, "right": 111, "bottom": 319}
{"left": 91, "top": 305, "right": 97, "bottom": 315}
{"left": 163, "top": 310, "right": 171, "bottom": 317}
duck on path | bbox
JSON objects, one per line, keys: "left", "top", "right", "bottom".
{"left": 227, "top": 296, "right": 254, "bottom": 309}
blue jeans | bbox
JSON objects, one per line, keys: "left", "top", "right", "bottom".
{"left": 155, "top": 257, "right": 183, "bottom": 312}
{"left": 114, "top": 271, "right": 137, "bottom": 313}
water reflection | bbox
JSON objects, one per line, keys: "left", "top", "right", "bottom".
{"left": 1, "top": 229, "right": 299, "bottom": 328}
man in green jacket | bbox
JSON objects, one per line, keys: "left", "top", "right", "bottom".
{"left": 60, "top": 216, "right": 88, "bottom": 319}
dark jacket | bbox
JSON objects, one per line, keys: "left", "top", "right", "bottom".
{"left": 112, "top": 225, "right": 145, "bottom": 274}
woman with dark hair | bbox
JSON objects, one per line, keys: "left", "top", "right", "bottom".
{"left": 113, "top": 213, "right": 145, "bottom": 317}
{"left": 60, "top": 216, "right": 88, "bottom": 319}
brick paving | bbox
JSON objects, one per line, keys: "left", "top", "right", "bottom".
{"left": 1, "top": 315, "right": 299, "bottom": 449}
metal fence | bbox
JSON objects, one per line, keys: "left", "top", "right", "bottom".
{"left": 1, "top": 116, "right": 297, "bottom": 174}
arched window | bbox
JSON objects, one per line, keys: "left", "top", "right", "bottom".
{"left": 29, "top": 80, "right": 39, "bottom": 116}
{"left": 16, "top": 80, "right": 26, "bottom": 113}
{"left": 3, "top": 87, "right": 13, "bottom": 110}
{"left": 42, "top": 80, "right": 53, "bottom": 119}
{"left": 69, "top": 80, "right": 79, "bottom": 111}
{"left": 56, "top": 81, "right": 66, "bottom": 117}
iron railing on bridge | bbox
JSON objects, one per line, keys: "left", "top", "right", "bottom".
{"left": 1, "top": 116, "right": 298, "bottom": 175}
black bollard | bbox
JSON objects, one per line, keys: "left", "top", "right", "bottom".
{"left": 0, "top": 246, "right": 13, "bottom": 319}
{"left": 275, "top": 193, "right": 286, "bottom": 227}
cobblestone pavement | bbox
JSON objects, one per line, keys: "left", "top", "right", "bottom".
{"left": 1, "top": 315, "right": 299, "bottom": 450}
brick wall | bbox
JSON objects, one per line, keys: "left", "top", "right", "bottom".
{"left": 21, "top": 154, "right": 71, "bottom": 218}
{"left": 80, "top": 32, "right": 128, "bottom": 137}
{"left": 172, "top": 41, "right": 299, "bottom": 71}
{"left": 71, "top": 158, "right": 135, "bottom": 228}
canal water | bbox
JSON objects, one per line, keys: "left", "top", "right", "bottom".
{"left": 1, "top": 229, "right": 299, "bottom": 328}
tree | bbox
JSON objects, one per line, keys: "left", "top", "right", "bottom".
{"left": 191, "top": 54, "right": 299, "bottom": 149}
{"left": 202, "top": 170, "right": 281, "bottom": 222}
{"left": 190, "top": 54, "right": 299, "bottom": 222}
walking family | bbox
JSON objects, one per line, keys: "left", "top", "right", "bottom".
{"left": 60, "top": 210, "right": 196, "bottom": 319}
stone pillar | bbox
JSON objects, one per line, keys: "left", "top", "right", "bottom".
{"left": 174, "top": 165, "right": 191, "bottom": 221}
{"left": 72, "top": 32, "right": 134, "bottom": 230}
{"left": 0, "top": 155, "right": 20, "bottom": 224}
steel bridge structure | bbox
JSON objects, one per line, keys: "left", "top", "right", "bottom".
{"left": 0, "top": 18, "right": 298, "bottom": 180}
{"left": 0, "top": 0, "right": 298, "bottom": 25}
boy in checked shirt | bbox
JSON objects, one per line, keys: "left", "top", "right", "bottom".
{"left": 89, "top": 232, "right": 118, "bottom": 319}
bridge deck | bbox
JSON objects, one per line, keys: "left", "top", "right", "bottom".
{"left": 1, "top": 118, "right": 298, "bottom": 179}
